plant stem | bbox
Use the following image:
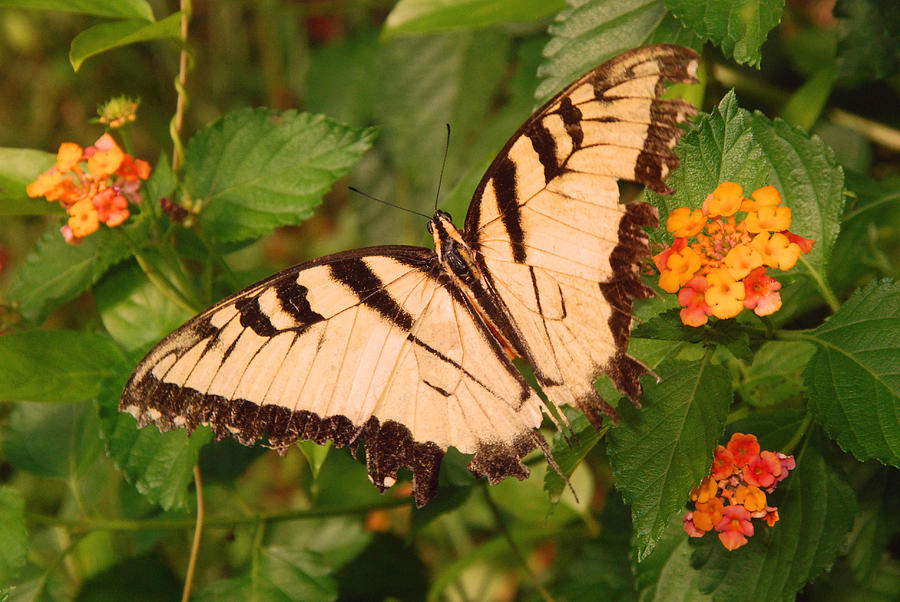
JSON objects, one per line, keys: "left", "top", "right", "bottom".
{"left": 782, "top": 412, "right": 813, "bottom": 456}
{"left": 115, "top": 226, "right": 198, "bottom": 313}
{"left": 182, "top": 465, "right": 204, "bottom": 602}
{"left": 171, "top": 0, "right": 193, "bottom": 173}
{"left": 481, "top": 483, "right": 555, "bottom": 602}
{"left": 797, "top": 254, "right": 841, "bottom": 313}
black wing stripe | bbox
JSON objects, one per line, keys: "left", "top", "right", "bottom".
{"left": 492, "top": 158, "right": 526, "bottom": 263}
{"left": 329, "top": 258, "right": 415, "bottom": 331}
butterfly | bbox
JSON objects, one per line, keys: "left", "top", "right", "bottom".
{"left": 121, "top": 44, "right": 699, "bottom": 506}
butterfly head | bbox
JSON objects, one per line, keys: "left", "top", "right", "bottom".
{"left": 428, "top": 210, "right": 469, "bottom": 265}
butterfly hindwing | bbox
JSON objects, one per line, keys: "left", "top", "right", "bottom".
{"left": 463, "top": 44, "right": 699, "bottom": 426}
{"left": 122, "top": 246, "right": 546, "bottom": 506}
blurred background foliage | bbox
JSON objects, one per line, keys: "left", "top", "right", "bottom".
{"left": 1, "top": 0, "right": 899, "bottom": 600}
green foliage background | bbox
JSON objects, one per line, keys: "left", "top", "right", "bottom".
{"left": 0, "top": 0, "right": 899, "bottom": 600}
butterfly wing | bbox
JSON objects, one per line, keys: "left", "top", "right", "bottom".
{"left": 463, "top": 45, "right": 699, "bottom": 426}
{"left": 121, "top": 246, "right": 546, "bottom": 506}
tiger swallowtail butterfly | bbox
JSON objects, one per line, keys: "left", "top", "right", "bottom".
{"left": 121, "top": 45, "right": 699, "bottom": 506}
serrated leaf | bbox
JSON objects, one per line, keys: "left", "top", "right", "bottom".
{"left": 2, "top": 401, "right": 103, "bottom": 478}
{"left": 0, "top": 147, "right": 61, "bottom": 215}
{"left": 6, "top": 223, "right": 135, "bottom": 323}
{"left": 646, "top": 91, "right": 768, "bottom": 240}
{"left": 96, "top": 361, "right": 212, "bottom": 511}
{"left": 94, "top": 261, "right": 192, "bottom": 351}
{"left": 184, "top": 108, "right": 375, "bottom": 243}
{"left": 194, "top": 547, "right": 338, "bottom": 602}
{"left": 0, "top": 487, "right": 28, "bottom": 587}
{"left": 383, "top": 0, "right": 566, "bottom": 38}
{"left": 69, "top": 12, "right": 182, "bottom": 71}
{"left": 0, "top": 0, "right": 154, "bottom": 20}
{"left": 738, "top": 341, "right": 816, "bottom": 407}
{"left": 632, "top": 308, "right": 706, "bottom": 342}
{"left": 805, "top": 279, "right": 900, "bottom": 466}
{"left": 666, "top": 0, "right": 785, "bottom": 67}
{"left": 536, "top": 0, "right": 702, "bottom": 101}
{"left": 835, "top": 0, "right": 900, "bottom": 85}
{"left": 608, "top": 358, "right": 732, "bottom": 560}
{"left": 696, "top": 436, "right": 856, "bottom": 601}
{"left": 749, "top": 112, "right": 845, "bottom": 285}
{"left": 0, "top": 330, "right": 125, "bottom": 402}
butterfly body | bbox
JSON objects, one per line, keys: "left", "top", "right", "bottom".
{"left": 122, "top": 45, "right": 699, "bottom": 506}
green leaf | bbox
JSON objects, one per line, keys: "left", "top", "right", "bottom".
{"left": 845, "top": 468, "right": 900, "bottom": 583}
{"left": 96, "top": 360, "right": 212, "bottom": 511}
{"left": 6, "top": 223, "right": 134, "bottom": 323}
{"left": 634, "top": 513, "right": 712, "bottom": 601}
{"left": 553, "top": 493, "right": 637, "bottom": 599}
{"left": 0, "top": 0, "right": 154, "bottom": 20}
{"left": 297, "top": 440, "right": 332, "bottom": 481}
{"left": 77, "top": 553, "right": 181, "bottom": 601}
{"left": 666, "top": 0, "right": 785, "bottom": 67}
{"left": 69, "top": 12, "right": 182, "bottom": 71}
{"left": 194, "top": 546, "right": 338, "bottom": 602}
{"left": 749, "top": 111, "right": 845, "bottom": 287}
{"left": 536, "top": 0, "right": 702, "bottom": 101}
{"left": 143, "top": 151, "right": 178, "bottom": 205}
{"left": 184, "top": 108, "right": 376, "bottom": 243}
{"left": 835, "top": 0, "right": 900, "bottom": 85}
{"left": 696, "top": 436, "right": 856, "bottom": 600}
{"left": 0, "top": 487, "right": 28, "bottom": 587}
{"left": 738, "top": 341, "right": 816, "bottom": 407}
{"left": 726, "top": 408, "right": 808, "bottom": 451}
{"left": 2, "top": 401, "right": 103, "bottom": 478}
{"left": 94, "top": 261, "right": 192, "bottom": 352}
{"left": 383, "top": 0, "right": 566, "bottom": 38}
{"left": 805, "top": 279, "right": 900, "bottom": 466}
{"left": 646, "top": 91, "right": 768, "bottom": 240}
{"left": 0, "top": 330, "right": 125, "bottom": 402}
{"left": 0, "top": 147, "right": 61, "bottom": 215}
{"left": 608, "top": 357, "right": 732, "bottom": 560}
{"left": 830, "top": 172, "right": 900, "bottom": 293}
{"left": 632, "top": 308, "right": 706, "bottom": 342}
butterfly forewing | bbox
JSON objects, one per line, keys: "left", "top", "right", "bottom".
{"left": 463, "top": 44, "right": 699, "bottom": 427}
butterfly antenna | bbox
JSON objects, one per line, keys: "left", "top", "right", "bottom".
{"left": 348, "top": 186, "right": 431, "bottom": 220}
{"left": 433, "top": 123, "right": 451, "bottom": 213}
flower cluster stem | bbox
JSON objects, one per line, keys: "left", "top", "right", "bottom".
{"left": 171, "top": 0, "right": 193, "bottom": 173}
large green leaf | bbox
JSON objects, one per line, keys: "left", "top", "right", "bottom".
{"left": 69, "top": 12, "right": 183, "bottom": 71}
{"left": 666, "top": 0, "right": 785, "bottom": 67}
{"left": 536, "top": 0, "right": 701, "bottom": 102}
{"left": 0, "top": 330, "right": 125, "bottom": 402}
{"left": 383, "top": 0, "right": 566, "bottom": 38}
{"left": 0, "top": 487, "right": 28, "bottom": 588}
{"left": 96, "top": 360, "right": 212, "bottom": 511}
{"left": 737, "top": 341, "right": 816, "bottom": 407}
{"left": 0, "top": 0, "right": 154, "bottom": 20}
{"left": 805, "top": 279, "right": 900, "bottom": 466}
{"left": 2, "top": 401, "right": 103, "bottom": 478}
{"left": 0, "top": 147, "right": 61, "bottom": 215}
{"left": 696, "top": 436, "right": 856, "bottom": 601}
{"left": 543, "top": 410, "right": 601, "bottom": 501}
{"left": 6, "top": 222, "right": 137, "bottom": 323}
{"left": 634, "top": 513, "right": 712, "bottom": 601}
{"left": 608, "top": 357, "right": 732, "bottom": 560}
{"left": 184, "top": 108, "right": 375, "bottom": 243}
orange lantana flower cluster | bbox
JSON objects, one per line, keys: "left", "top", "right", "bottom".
{"left": 683, "top": 432, "right": 795, "bottom": 551}
{"left": 653, "top": 182, "right": 814, "bottom": 327}
{"left": 27, "top": 134, "right": 150, "bottom": 244}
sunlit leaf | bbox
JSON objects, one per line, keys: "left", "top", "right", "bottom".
{"left": 0, "top": 0, "right": 154, "bottom": 20}
{"left": 69, "top": 12, "right": 183, "bottom": 71}
{"left": 383, "top": 0, "right": 565, "bottom": 38}
{"left": 0, "top": 330, "right": 125, "bottom": 402}
{"left": 184, "top": 109, "right": 376, "bottom": 243}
